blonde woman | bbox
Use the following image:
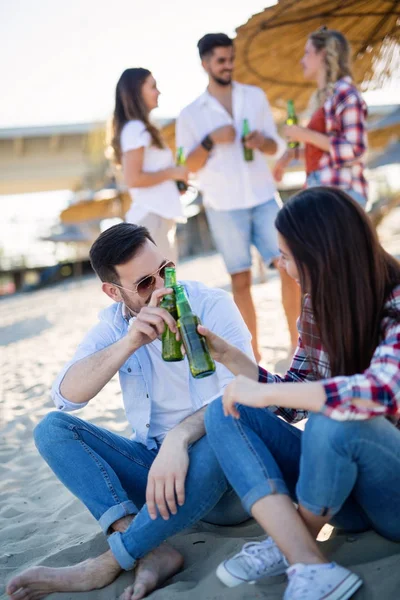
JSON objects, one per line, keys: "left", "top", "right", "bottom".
{"left": 110, "top": 68, "right": 188, "bottom": 263}
{"left": 274, "top": 27, "right": 368, "bottom": 206}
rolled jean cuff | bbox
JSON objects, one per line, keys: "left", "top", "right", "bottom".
{"left": 99, "top": 501, "right": 138, "bottom": 534}
{"left": 296, "top": 494, "right": 340, "bottom": 518}
{"left": 108, "top": 531, "right": 137, "bottom": 571}
{"left": 242, "top": 478, "right": 290, "bottom": 513}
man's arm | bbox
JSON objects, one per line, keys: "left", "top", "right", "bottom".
{"left": 176, "top": 110, "right": 236, "bottom": 173}
{"left": 59, "top": 336, "right": 139, "bottom": 405}
{"left": 165, "top": 405, "right": 207, "bottom": 446}
{"left": 53, "top": 288, "right": 178, "bottom": 408}
{"left": 244, "top": 90, "right": 285, "bottom": 157}
{"left": 146, "top": 406, "right": 207, "bottom": 520}
{"left": 244, "top": 130, "right": 277, "bottom": 155}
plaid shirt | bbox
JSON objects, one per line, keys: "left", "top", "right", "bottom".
{"left": 259, "top": 286, "right": 400, "bottom": 429}
{"left": 316, "top": 77, "right": 368, "bottom": 200}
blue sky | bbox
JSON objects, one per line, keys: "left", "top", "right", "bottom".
{"left": 1, "top": 0, "right": 399, "bottom": 130}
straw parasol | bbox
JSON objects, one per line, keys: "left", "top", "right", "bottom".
{"left": 234, "top": 0, "right": 400, "bottom": 114}
{"left": 60, "top": 189, "right": 131, "bottom": 224}
{"left": 160, "top": 2, "right": 399, "bottom": 152}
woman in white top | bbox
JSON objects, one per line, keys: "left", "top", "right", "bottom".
{"left": 109, "top": 68, "right": 188, "bottom": 263}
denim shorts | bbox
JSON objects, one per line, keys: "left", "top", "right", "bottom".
{"left": 205, "top": 198, "right": 280, "bottom": 275}
{"left": 306, "top": 171, "right": 367, "bottom": 208}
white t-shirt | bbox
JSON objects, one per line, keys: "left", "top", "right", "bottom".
{"left": 145, "top": 337, "right": 221, "bottom": 443}
{"left": 146, "top": 338, "right": 193, "bottom": 442}
{"left": 121, "top": 120, "right": 184, "bottom": 222}
{"left": 176, "top": 82, "right": 285, "bottom": 211}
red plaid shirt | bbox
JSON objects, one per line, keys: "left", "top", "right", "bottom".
{"left": 315, "top": 77, "right": 368, "bottom": 200}
{"left": 259, "top": 286, "right": 400, "bottom": 428}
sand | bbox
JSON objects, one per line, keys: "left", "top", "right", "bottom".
{"left": 2, "top": 212, "right": 400, "bottom": 599}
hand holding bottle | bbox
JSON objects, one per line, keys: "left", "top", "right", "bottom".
{"left": 175, "top": 147, "right": 189, "bottom": 192}
{"left": 243, "top": 130, "right": 264, "bottom": 150}
{"left": 282, "top": 124, "right": 308, "bottom": 144}
{"left": 169, "top": 165, "right": 189, "bottom": 183}
{"left": 127, "top": 288, "right": 178, "bottom": 349}
{"left": 196, "top": 325, "right": 232, "bottom": 364}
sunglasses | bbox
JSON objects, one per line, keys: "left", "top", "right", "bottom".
{"left": 112, "top": 260, "right": 175, "bottom": 298}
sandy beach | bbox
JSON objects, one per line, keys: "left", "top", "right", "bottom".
{"left": 2, "top": 211, "right": 400, "bottom": 600}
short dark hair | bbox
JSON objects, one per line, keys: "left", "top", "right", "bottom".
{"left": 197, "top": 33, "right": 233, "bottom": 59}
{"left": 89, "top": 222, "right": 154, "bottom": 282}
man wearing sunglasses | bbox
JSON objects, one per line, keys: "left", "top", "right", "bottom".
{"left": 7, "top": 222, "right": 254, "bottom": 600}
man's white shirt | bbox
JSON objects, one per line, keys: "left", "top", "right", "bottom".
{"left": 51, "top": 280, "right": 254, "bottom": 449}
{"left": 176, "top": 82, "right": 285, "bottom": 212}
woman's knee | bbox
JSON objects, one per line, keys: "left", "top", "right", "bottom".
{"left": 303, "top": 412, "right": 355, "bottom": 452}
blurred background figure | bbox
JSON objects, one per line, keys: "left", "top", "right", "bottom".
{"left": 109, "top": 68, "right": 188, "bottom": 263}
{"left": 177, "top": 33, "right": 300, "bottom": 363}
{"left": 274, "top": 27, "right": 368, "bottom": 207}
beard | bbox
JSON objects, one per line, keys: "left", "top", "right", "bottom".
{"left": 120, "top": 288, "right": 153, "bottom": 318}
{"left": 210, "top": 72, "right": 232, "bottom": 86}
{"left": 120, "top": 289, "right": 141, "bottom": 317}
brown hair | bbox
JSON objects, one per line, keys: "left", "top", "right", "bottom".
{"left": 89, "top": 222, "right": 154, "bottom": 283}
{"left": 275, "top": 187, "right": 400, "bottom": 377}
{"left": 308, "top": 27, "right": 353, "bottom": 109}
{"left": 108, "top": 68, "right": 164, "bottom": 166}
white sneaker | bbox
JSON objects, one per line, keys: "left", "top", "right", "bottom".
{"left": 216, "top": 536, "right": 288, "bottom": 587}
{"left": 284, "top": 562, "right": 363, "bottom": 600}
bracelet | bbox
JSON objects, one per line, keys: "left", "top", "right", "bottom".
{"left": 201, "top": 135, "right": 214, "bottom": 152}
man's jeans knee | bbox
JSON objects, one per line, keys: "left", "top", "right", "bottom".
{"left": 34, "top": 411, "right": 73, "bottom": 457}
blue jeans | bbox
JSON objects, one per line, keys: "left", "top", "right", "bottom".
{"left": 34, "top": 412, "right": 249, "bottom": 570}
{"left": 205, "top": 399, "right": 400, "bottom": 541}
{"left": 205, "top": 199, "right": 280, "bottom": 275}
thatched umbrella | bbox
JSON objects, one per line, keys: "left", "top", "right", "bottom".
{"left": 161, "top": 2, "right": 399, "bottom": 151}
{"left": 60, "top": 189, "right": 131, "bottom": 224}
{"left": 234, "top": 0, "right": 400, "bottom": 113}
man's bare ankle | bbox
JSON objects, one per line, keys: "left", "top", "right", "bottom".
{"left": 112, "top": 515, "right": 135, "bottom": 533}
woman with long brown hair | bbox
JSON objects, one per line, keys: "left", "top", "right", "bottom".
{"left": 274, "top": 27, "right": 368, "bottom": 207}
{"left": 202, "top": 187, "right": 400, "bottom": 599}
{"left": 110, "top": 68, "right": 188, "bottom": 263}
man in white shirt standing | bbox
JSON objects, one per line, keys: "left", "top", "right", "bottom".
{"left": 176, "top": 33, "right": 300, "bottom": 362}
{"left": 6, "top": 223, "right": 252, "bottom": 600}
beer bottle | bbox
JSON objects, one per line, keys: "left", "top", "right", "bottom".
{"left": 176, "top": 146, "right": 188, "bottom": 192}
{"left": 160, "top": 268, "right": 183, "bottom": 362}
{"left": 286, "top": 100, "right": 299, "bottom": 149}
{"left": 242, "top": 119, "right": 254, "bottom": 162}
{"left": 175, "top": 285, "right": 216, "bottom": 379}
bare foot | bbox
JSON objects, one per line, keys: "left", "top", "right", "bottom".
{"left": 120, "top": 543, "right": 183, "bottom": 600}
{"left": 6, "top": 550, "right": 121, "bottom": 600}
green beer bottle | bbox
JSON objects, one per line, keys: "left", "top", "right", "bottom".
{"left": 175, "top": 285, "right": 216, "bottom": 379}
{"left": 242, "top": 118, "right": 254, "bottom": 162}
{"left": 160, "top": 268, "right": 183, "bottom": 362}
{"left": 286, "top": 100, "right": 299, "bottom": 149}
{"left": 176, "top": 146, "right": 188, "bottom": 192}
